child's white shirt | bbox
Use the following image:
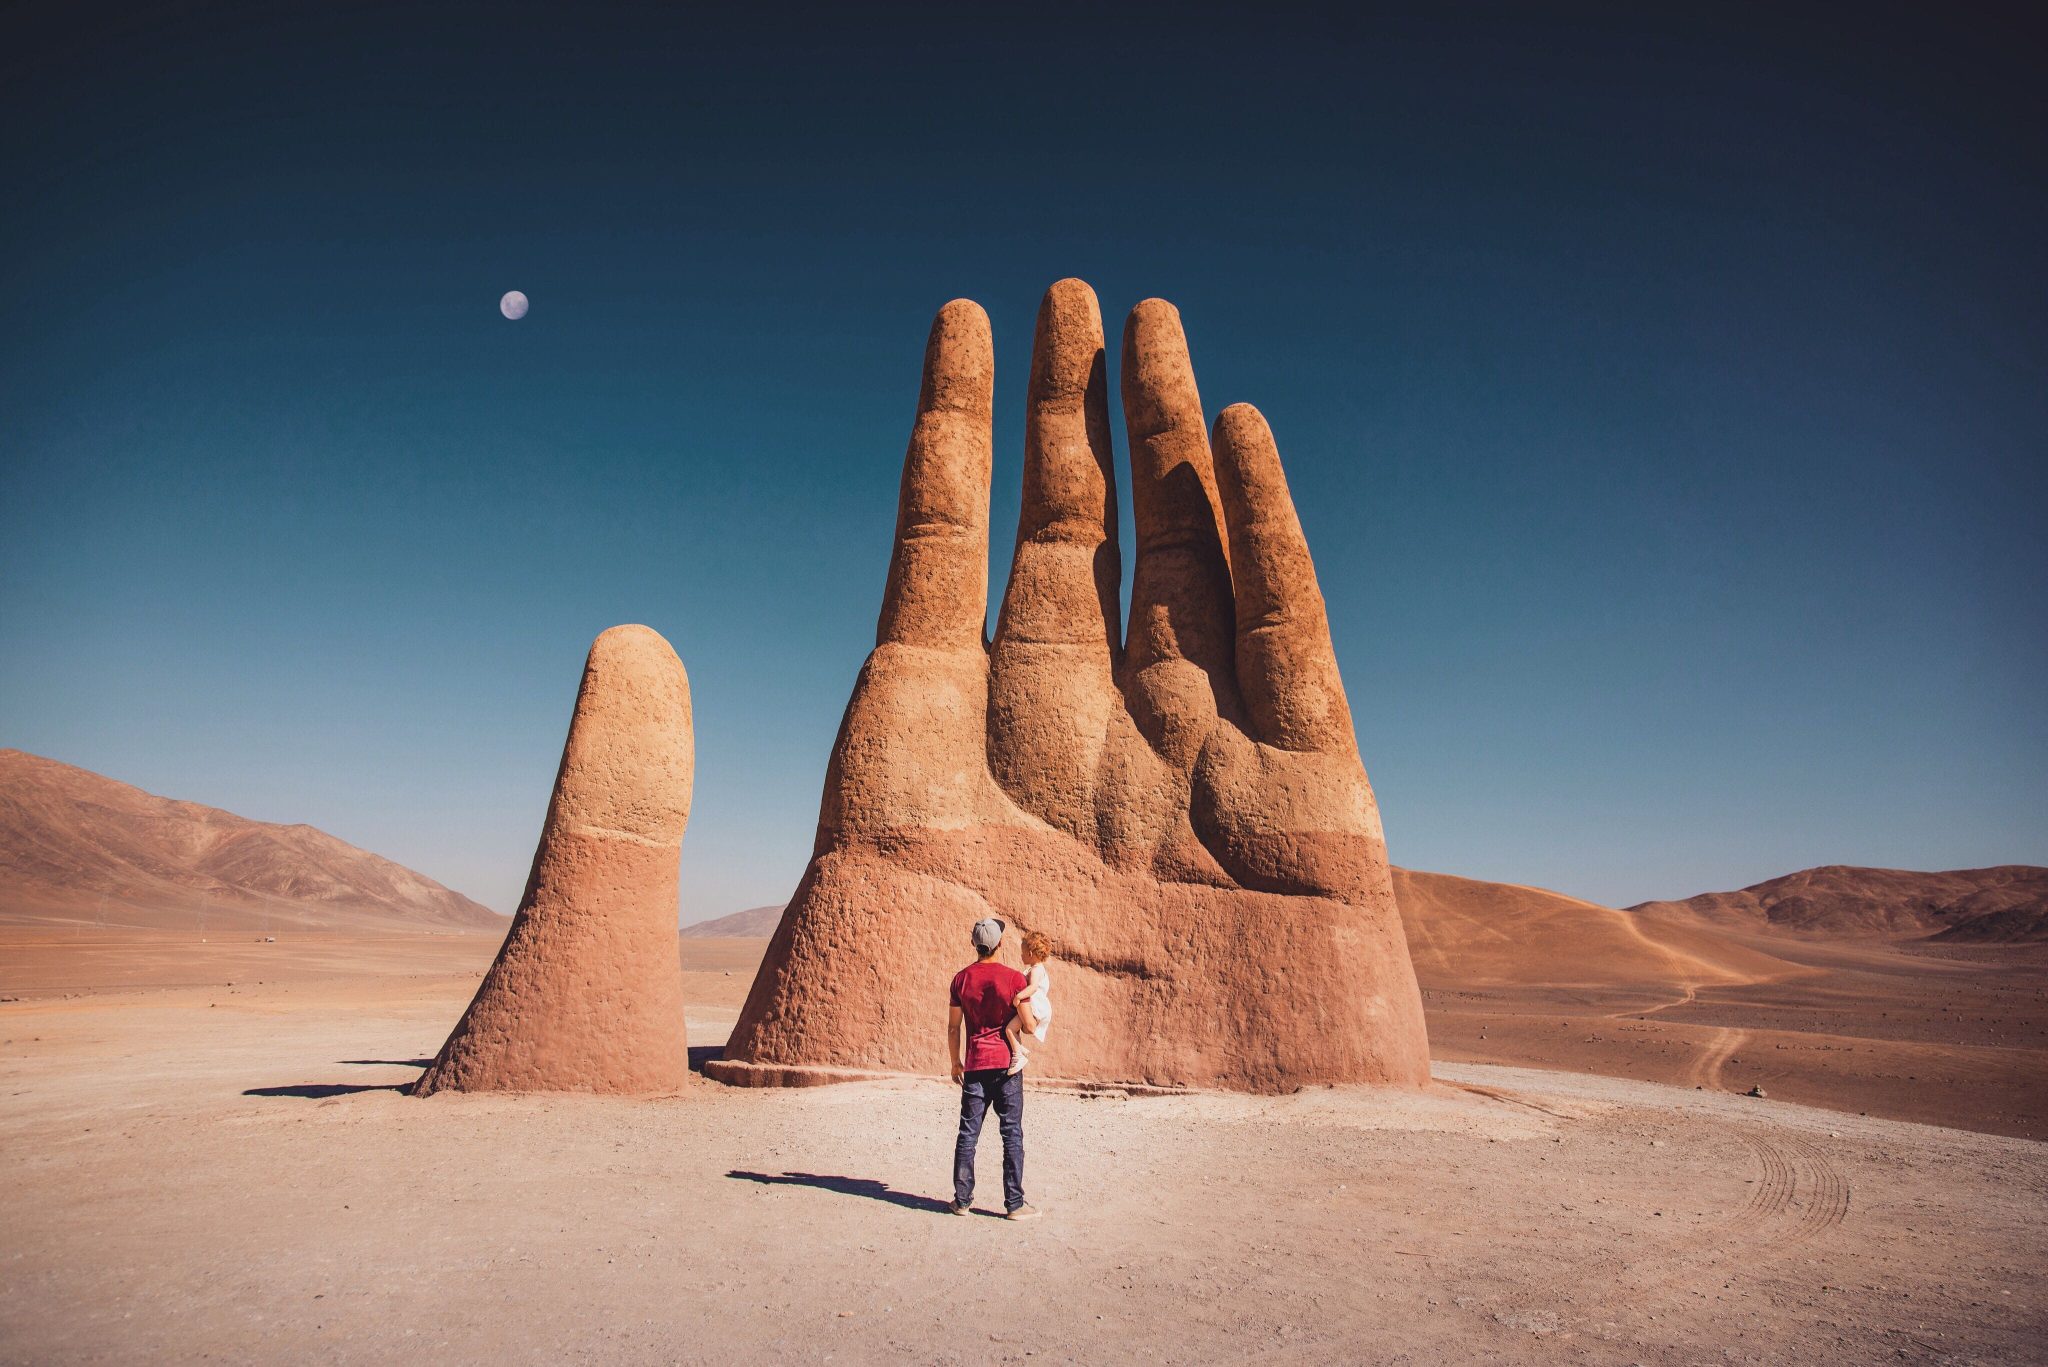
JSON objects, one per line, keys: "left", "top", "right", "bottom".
{"left": 1022, "top": 961, "right": 1051, "bottom": 1041}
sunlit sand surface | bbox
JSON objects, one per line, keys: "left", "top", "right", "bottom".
{"left": 3, "top": 929, "right": 2042, "bottom": 1362}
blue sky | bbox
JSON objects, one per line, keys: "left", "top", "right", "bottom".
{"left": 3, "top": 4, "right": 2043, "bottom": 918}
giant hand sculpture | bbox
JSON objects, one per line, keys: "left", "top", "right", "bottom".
{"left": 713, "top": 281, "right": 1428, "bottom": 1093}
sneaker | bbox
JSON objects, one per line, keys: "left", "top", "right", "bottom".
{"left": 947, "top": 1200, "right": 971, "bottom": 1217}
{"left": 1005, "top": 1204, "right": 1042, "bottom": 1221}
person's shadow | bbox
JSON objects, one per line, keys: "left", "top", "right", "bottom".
{"left": 727, "top": 1170, "right": 955, "bottom": 1214}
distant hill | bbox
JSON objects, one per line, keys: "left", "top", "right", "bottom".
{"left": 683, "top": 904, "right": 784, "bottom": 938}
{"left": 1392, "top": 867, "right": 1798, "bottom": 992}
{"left": 1629, "top": 864, "right": 2048, "bottom": 942}
{"left": 0, "top": 749, "right": 503, "bottom": 933}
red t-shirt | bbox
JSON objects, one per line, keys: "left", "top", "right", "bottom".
{"left": 950, "top": 959, "right": 1027, "bottom": 1072}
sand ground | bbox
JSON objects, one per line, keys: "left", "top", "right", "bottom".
{"left": 1421, "top": 925, "right": 2048, "bottom": 1141}
{"left": 3, "top": 934, "right": 2044, "bottom": 1364}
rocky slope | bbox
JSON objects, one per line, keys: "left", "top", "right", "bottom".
{"left": 682, "top": 905, "right": 784, "bottom": 938}
{"left": 1629, "top": 864, "right": 2048, "bottom": 941}
{"left": 1392, "top": 867, "right": 1796, "bottom": 991}
{"left": 0, "top": 749, "right": 502, "bottom": 933}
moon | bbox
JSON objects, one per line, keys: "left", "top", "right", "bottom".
{"left": 499, "top": 290, "right": 529, "bottom": 320}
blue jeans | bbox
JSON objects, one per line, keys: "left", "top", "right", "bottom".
{"left": 953, "top": 1068, "right": 1025, "bottom": 1210}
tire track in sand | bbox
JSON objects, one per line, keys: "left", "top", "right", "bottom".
{"left": 1473, "top": 1121, "right": 1849, "bottom": 1337}
{"left": 1730, "top": 1132, "right": 1797, "bottom": 1229}
{"left": 1610, "top": 983, "right": 1698, "bottom": 1020}
{"left": 1607, "top": 1132, "right": 1849, "bottom": 1306}
{"left": 1777, "top": 1135, "right": 1850, "bottom": 1242}
{"left": 1683, "top": 1026, "right": 1748, "bottom": 1091}
{"left": 1451, "top": 1081, "right": 1576, "bottom": 1120}
{"left": 1714, "top": 1133, "right": 1849, "bottom": 1253}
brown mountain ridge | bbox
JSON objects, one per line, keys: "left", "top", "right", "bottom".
{"left": 682, "top": 904, "right": 784, "bottom": 938}
{"left": 0, "top": 748, "right": 502, "bottom": 934}
{"left": 1629, "top": 863, "right": 2048, "bottom": 942}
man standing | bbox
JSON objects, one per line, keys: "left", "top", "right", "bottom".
{"left": 947, "top": 917, "right": 1039, "bottom": 1219}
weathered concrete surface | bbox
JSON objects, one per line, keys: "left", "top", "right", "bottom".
{"left": 713, "top": 281, "right": 1429, "bottom": 1094}
{"left": 416, "top": 625, "right": 694, "bottom": 1095}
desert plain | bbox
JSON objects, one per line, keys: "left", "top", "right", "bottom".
{"left": 4, "top": 910, "right": 2044, "bottom": 1365}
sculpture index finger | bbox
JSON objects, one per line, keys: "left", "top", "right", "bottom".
{"left": 876, "top": 299, "right": 996, "bottom": 651}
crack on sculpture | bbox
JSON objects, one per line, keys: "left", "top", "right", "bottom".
{"left": 711, "top": 281, "right": 1430, "bottom": 1095}
{"left": 1025, "top": 947, "right": 1159, "bottom": 983}
{"left": 564, "top": 822, "right": 677, "bottom": 848}
{"left": 898, "top": 521, "right": 980, "bottom": 544}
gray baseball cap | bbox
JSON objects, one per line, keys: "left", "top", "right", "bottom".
{"left": 971, "top": 917, "right": 1005, "bottom": 952}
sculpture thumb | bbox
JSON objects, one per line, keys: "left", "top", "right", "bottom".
{"left": 414, "top": 624, "right": 694, "bottom": 1095}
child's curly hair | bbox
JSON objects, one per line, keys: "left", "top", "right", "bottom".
{"left": 1020, "top": 929, "right": 1053, "bottom": 962}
